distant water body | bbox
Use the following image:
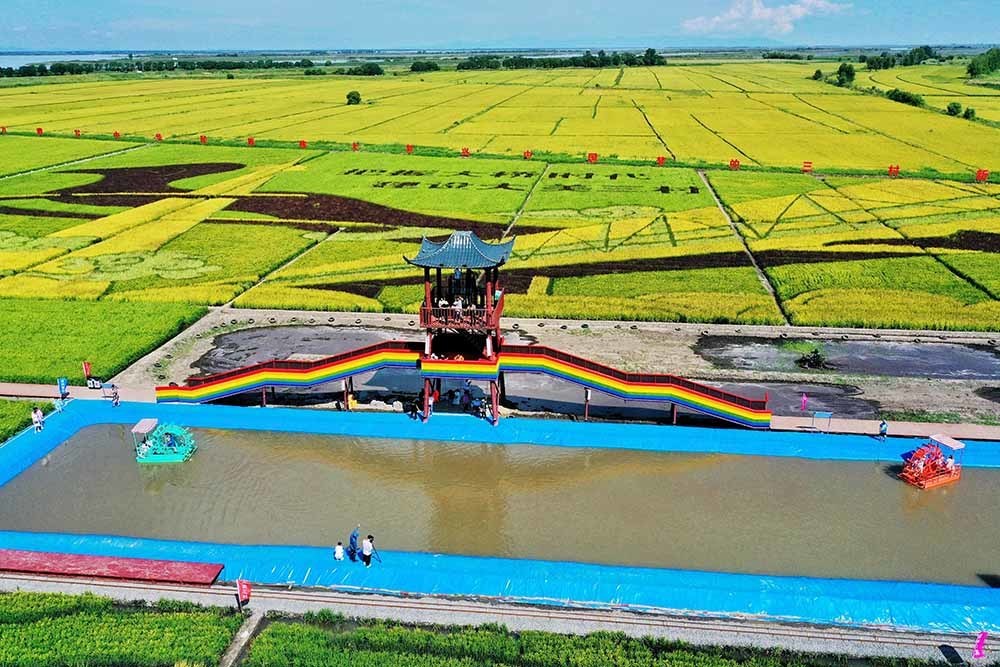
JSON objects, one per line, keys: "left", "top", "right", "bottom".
{"left": 0, "top": 53, "right": 126, "bottom": 68}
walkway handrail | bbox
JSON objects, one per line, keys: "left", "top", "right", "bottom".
{"left": 185, "top": 340, "right": 423, "bottom": 387}
{"left": 500, "top": 344, "right": 768, "bottom": 411}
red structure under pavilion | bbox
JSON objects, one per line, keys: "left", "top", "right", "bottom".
{"left": 405, "top": 231, "right": 514, "bottom": 423}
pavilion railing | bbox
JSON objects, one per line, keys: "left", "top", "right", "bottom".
{"left": 420, "top": 306, "right": 499, "bottom": 329}
{"left": 500, "top": 344, "right": 768, "bottom": 411}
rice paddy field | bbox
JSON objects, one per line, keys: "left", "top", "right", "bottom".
{"left": 0, "top": 60, "right": 998, "bottom": 381}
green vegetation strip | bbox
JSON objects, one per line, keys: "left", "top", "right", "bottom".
{"left": 0, "top": 591, "right": 243, "bottom": 667}
{"left": 0, "top": 298, "right": 206, "bottom": 384}
{"left": 0, "top": 399, "right": 51, "bottom": 443}
{"left": 244, "top": 612, "right": 931, "bottom": 667}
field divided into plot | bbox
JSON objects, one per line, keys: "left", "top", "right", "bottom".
{"left": 3, "top": 62, "right": 999, "bottom": 172}
{"left": 0, "top": 73, "right": 998, "bottom": 381}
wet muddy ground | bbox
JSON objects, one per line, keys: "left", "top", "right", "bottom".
{"left": 192, "top": 325, "right": 881, "bottom": 419}
{"left": 695, "top": 336, "right": 1000, "bottom": 380}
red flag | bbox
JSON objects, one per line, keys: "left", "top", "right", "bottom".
{"left": 36, "top": 127, "right": 44, "bottom": 136}
{"left": 247, "top": 137, "right": 255, "bottom": 147}
{"left": 237, "top": 579, "right": 251, "bottom": 603}
{"left": 82, "top": 361, "right": 92, "bottom": 378}
{"left": 405, "top": 144, "right": 414, "bottom": 154}
{"left": 587, "top": 152, "right": 598, "bottom": 164}
{"left": 299, "top": 140, "right": 308, "bottom": 149}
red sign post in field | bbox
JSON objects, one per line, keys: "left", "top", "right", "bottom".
{"left": 976, "top": 169, "right": 990, "bottom": 183}
{"left": 523, "top": 150, "right": 533, "bottom": 160}
{"left": 729, "top": 159, "right": 741, "bottom": 171}
{"left": 888, "top": 165, "right": 900, "bottom": 178}
{"left": 802, "top": 161, "right": 814, "bottom": 174}
{"left": 587, "top": 152, "right": 598, "bottom": 164}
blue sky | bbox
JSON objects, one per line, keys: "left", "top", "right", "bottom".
{"left": 2, "top": 0, "right": 998, "bottom": 51}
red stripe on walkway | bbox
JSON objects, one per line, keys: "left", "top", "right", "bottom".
{"left": 0, "top": 549, "right": 223, "bottom": 585}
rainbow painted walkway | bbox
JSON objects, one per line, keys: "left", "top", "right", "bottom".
{"left": 156, "top": 341, "right": 771, "bottom": 428}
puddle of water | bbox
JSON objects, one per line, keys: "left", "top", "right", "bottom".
{"left": 2, "top": 425, "right": 999, "bottom": 585}
{"left": 697, "top": 337, "right": 1000, "bottom": 379}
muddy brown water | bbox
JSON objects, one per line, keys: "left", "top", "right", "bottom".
{"left": 2, "top": 424, "right": 999, "bottom": 586}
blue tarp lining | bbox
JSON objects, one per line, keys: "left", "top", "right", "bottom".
{"left": 2, "top": 530, "right": 999, "bottom": 635}
{"left": 2, "top": 400, "right": 999, "bottom": 633}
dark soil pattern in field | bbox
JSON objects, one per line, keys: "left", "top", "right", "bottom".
{"left": 313, "top": 251, "right": 753, "bottom": 296}
{"left": 54, "top": 163, "right": 244, "bottom": 195}
{"left": 203, "top": 219, "right": 387, "bottom": 235}
{"left": 0, "top": 204, "right": 99, "bottom": 220}
{"left": 829, "top": 231, "right": 1000, "bottom": 253}
{"left": 226, "top": 193, "right": 545, "bottom": 239}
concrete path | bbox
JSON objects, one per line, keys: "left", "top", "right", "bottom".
{"left": 772, "top": 415, "right": 1000, "bottom": 440}
{"left": 0, "top": 382, "right": 155, "bottom": 403}
{"left": 1, "top": 571, "right": 992, "bottom": 662}
{"left": 2, "top": 381, "right": 998, "bottom": 441}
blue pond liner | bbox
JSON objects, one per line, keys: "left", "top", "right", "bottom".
{"left": 2, "top": 399, "right": 1000, "bottom": 633}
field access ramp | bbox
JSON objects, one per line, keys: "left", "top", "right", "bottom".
{"left": 155, "top": 341, "right": 770, "bottom": 428}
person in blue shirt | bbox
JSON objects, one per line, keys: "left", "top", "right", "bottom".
{"left": 347, "top": 524, "right": 360, "bottom": 562}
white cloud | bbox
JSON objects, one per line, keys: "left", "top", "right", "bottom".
{"left": 683, "top": 0, "right": 850, "bottom": 35}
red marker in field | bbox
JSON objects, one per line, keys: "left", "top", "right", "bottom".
{"left": 523, "top": 149, "right": 533, "bottom": 160}
{"left": 112, "top": 131, "right": 121, "bottom": 139}
{"left": 729, "top": 158, "right": 741, "bottom": 171}
{"left": 199, "top": 135, "right": 207, "bottom": 144}
{"left": 299, "top": 140, "right": 308, "bottom": 149}
{"left": 460, "top": 147, "right": 470, "bottom": 157}
{"left": 656, "top": 156, "right": 666, "bottom": 167}
{"left": 154, "top": 133, "right": 163, "bottom": 142}
{"left": 888, "top": 164, "right": 900, "bottom": 178}
{"left": 247, "top": 136, "right": 255, "bottom": 147}
{"left": 802, "top": 160, "right": 814, "bottom": 173}
{"left": 74, "top": 129, "right": 81, "bottom": 137}
{"left": 976, "top": 169, "right": 990, "bottom": 183}
{"left": 1, "top": 126, "right": 7, "bottom": 135}
{"left": 587, "top": 152, "right": 598, "bottom": 164}
{"left": 351, "top": 141, "right": 360, "bottom": 152}
{"left": 405, "top": 144, "right": 414, "bottom": 154}
{"left": 36, "top": 127, "right": 43, "bottom": 136}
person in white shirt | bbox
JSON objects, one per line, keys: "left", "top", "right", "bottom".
{"left": 31, "top": 407, "right": 44, "bottom": 433}
{"left": 945, "top": 455, "right": 956, "bottom": 472}
{"left": 334, "top": 541, "right": 345, "bottom": 561}
{"left": 362, "top": 535, "right": 374, "bottom": 568}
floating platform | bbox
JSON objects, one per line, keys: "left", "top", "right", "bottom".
{"left": 0, "top": 548, "right": 223, "bottom": 585}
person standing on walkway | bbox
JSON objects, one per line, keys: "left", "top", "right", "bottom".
{"left": 347, "top": 524, "right": 360, "bottom": 562}
{"left": 31, "top": 407, "right": 44, "bottom": 432}
{"left": 361, "top": 534, "right": 375, "bottom": 568}
{"left": 800, "top": 393, "right": 808, "bottom": 412}
{"left": 878, "top": 419, "right": 889, "bottom": 442}
{"left": 111, "top": 386, "right": 120, "bottom": 408}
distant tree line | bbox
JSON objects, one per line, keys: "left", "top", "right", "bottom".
{"left": 410, "top": 61, "right": 440, "bottom": 72}
{"left": 859, "top": 45, "right": 942, "bottom": 71}
{"left": 0, "top": 58, "right": 386, "bottom": 78}
{"left": 967, "top": 48, "right": 1000, "bottom": 77}
{"left": 762, "top": 51, "right": 813, "bottom": 60}
{"left": 456, "top": 48, "right": 665, "bottom": 71}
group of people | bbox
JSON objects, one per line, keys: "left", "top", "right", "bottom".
{"left": 333, "top": 525, "right": 378, "bottom": 568}
{"left": 411, "top": 381, "right": 485, "bottom": 419}
{"left": 910, "top": 450, "right": 957, "bottom": 476}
